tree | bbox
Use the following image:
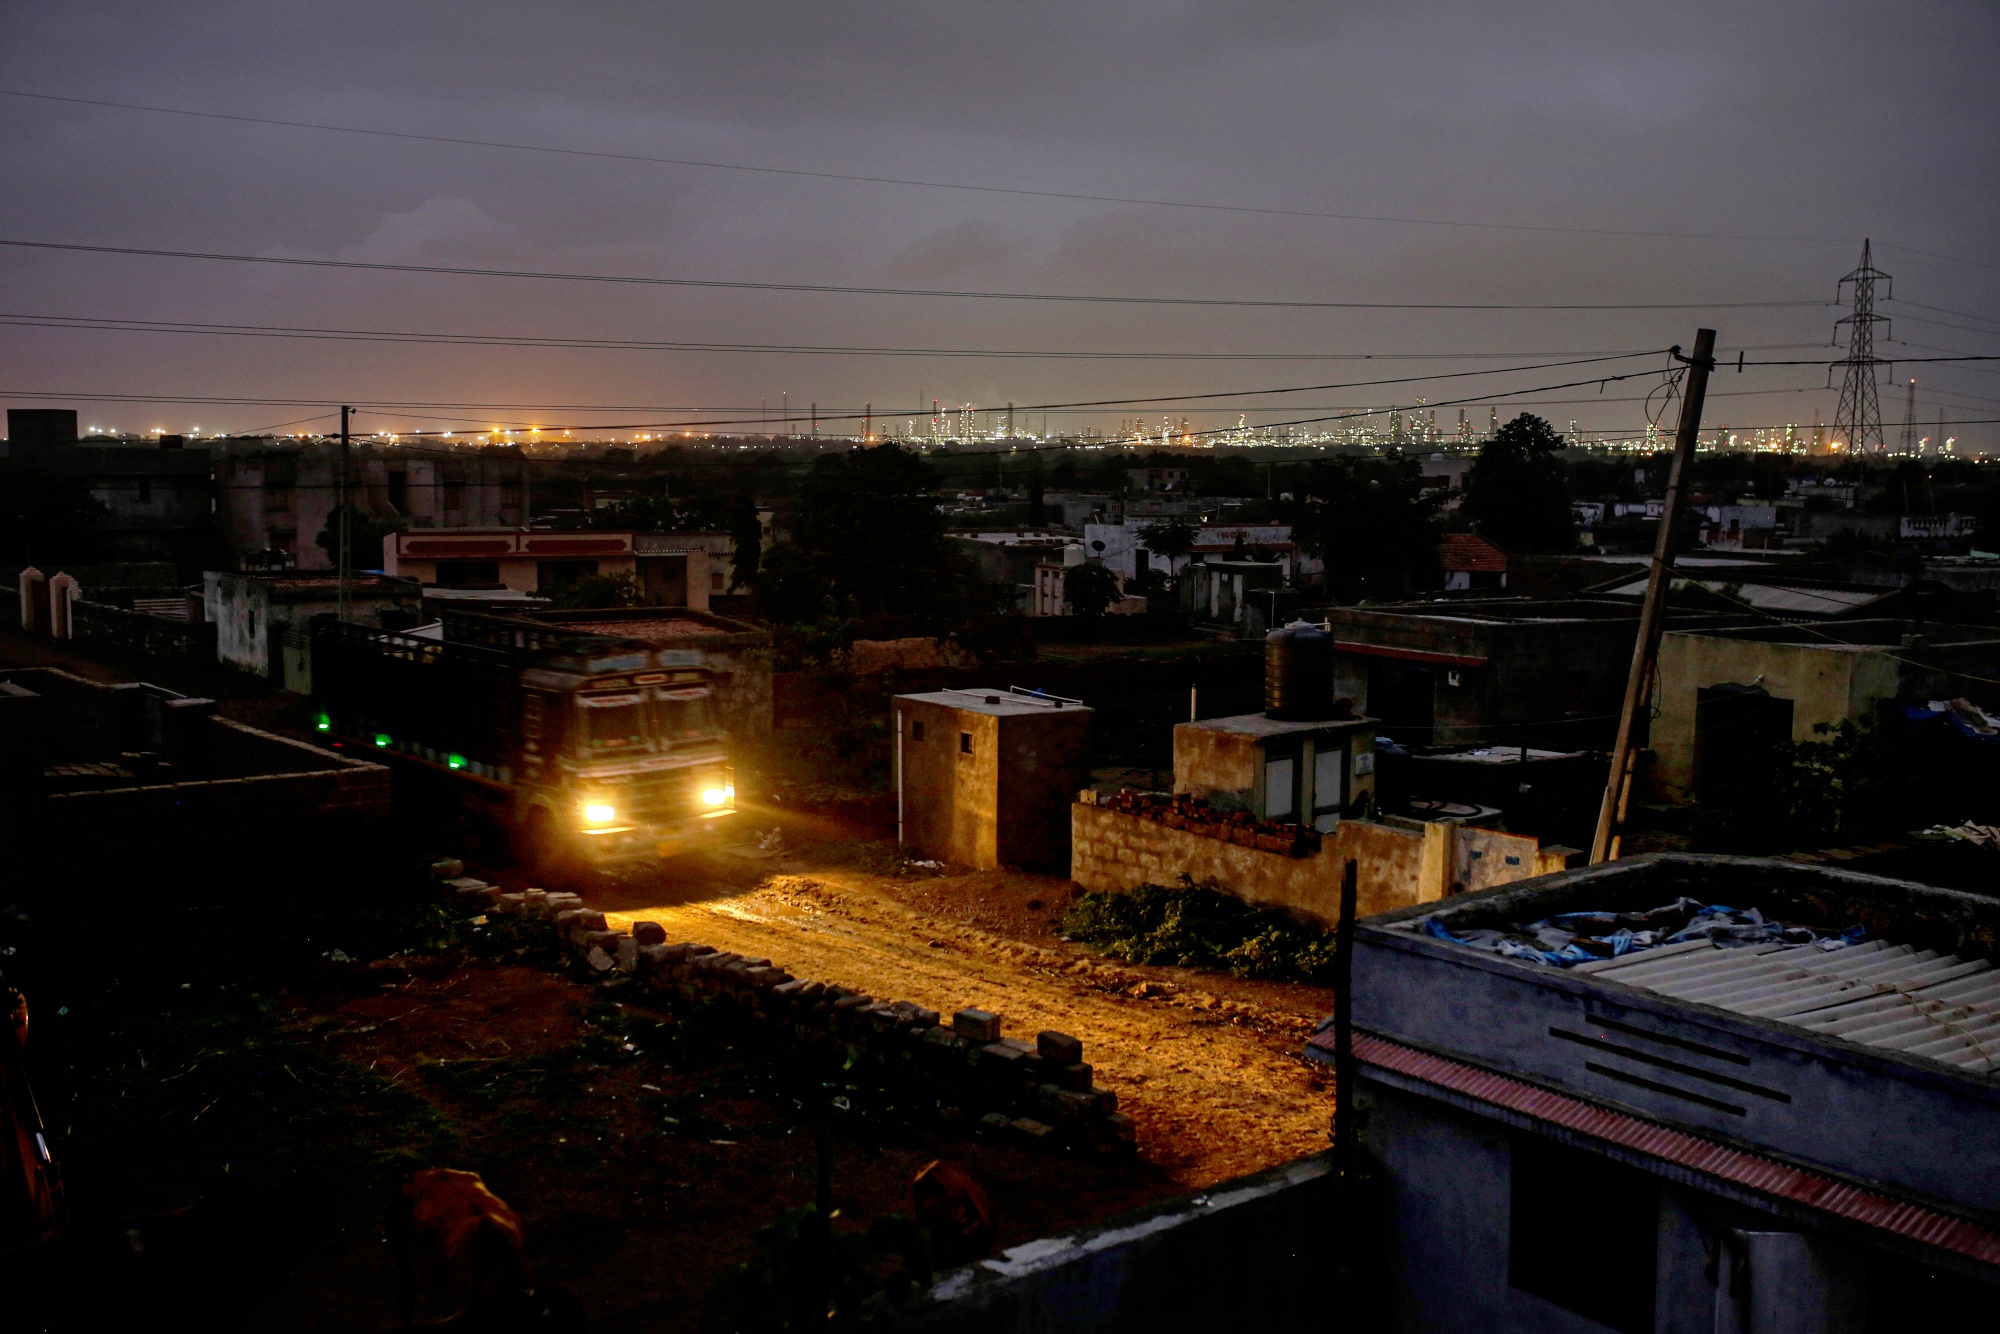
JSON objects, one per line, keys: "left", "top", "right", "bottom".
{"left": 1063, "top": 562, "right": 1124, "bottom": 616}
{"left": 315, "top": 505, "right": 405, "bottom": 570}
{"left": 1283, "top": 454, "right": 1445, "bottom": 600}
{"left": 1137, "top": 519, "right": 1198, "bottom": 576}
{"left": 728, "top": 491, "right": 762, "bottom": 591}
{"left": 0, "top": 459, "right": 108, "bottom": 567}
{"left": 788, "top": 443, "right": 974, "bottom": 620}
{"left": 544, "top": 572, "right": 643, "bottom": 609}
{"left": 1461, "top": 413, "right": 1576, "bottom": 554}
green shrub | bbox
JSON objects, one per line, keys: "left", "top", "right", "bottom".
{"left": 1059, "top": 882, "right": 1336, "bottom": 983}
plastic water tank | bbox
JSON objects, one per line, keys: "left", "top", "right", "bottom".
{"left": 1264, "top": 621, "right": 1333, "bottom": 721}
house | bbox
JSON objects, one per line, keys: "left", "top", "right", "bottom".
{"left": 892, "top": 688, "right": 1093, "bottom": 871}
{"left": 1438, "top": 533, "right": 1508, "bottom": 590}
{"left": 1087, "top": 520, "right": 1309, "bottom": 583}
{"left": 381, "top": 527, "right": 715, "bottom": 608}
{"left": 1329, "top": 598, "right": 1748, "bottom": 752}
{"left": 1649, "top": 618, "right": 2000, "bottom": 804}
{"left": 1181, "top": 558, "right": 1288, "bottom": 629}
{"left": 1315, "top": 854, "right": 2000, "bottom": 1329}
{"left": 203, "top": 572, "right": 421, "bottom": 691}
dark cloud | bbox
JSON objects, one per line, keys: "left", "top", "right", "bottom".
{"left": 0, "top": 0, "right": 1993, "bottom": 443}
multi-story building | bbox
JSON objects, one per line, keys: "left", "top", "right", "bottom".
{"left": 215, "top": 440, "right": 532, "bottom": 569}
{"left": 5, "top": 409, "right": 215, "bottom": 566}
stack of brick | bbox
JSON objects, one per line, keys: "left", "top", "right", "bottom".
{"left": 429, "top": 863, "right": 1136, "bottom": 1154}
{"left": 1078, "top": 789, "right": 1321, "bottom": 858}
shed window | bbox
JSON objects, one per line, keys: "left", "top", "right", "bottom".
{"left": 1264, "top": 756, "right": 1296, "bottom": 820}
{"left": 960, "top": 732, "right": 973, "bottom": 755}
{"left": 911, "top": 720, "right": 926, "bottom": 741}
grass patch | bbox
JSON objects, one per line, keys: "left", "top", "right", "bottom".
{"left": 1059, "top": 883, "right": 1337, "bottom": 983}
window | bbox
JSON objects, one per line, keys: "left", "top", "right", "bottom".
{"left": 499, "top": 480, "right": 524, "bottom": 509}
{"left": 265, "top": 484, "right": 293, "bottom": 512}
{"left": 1264, "top": 755, "right": 1296, "bottom": 820}
{"left": 1509, "top": 1136, "right": 1656, "bottom": 1332}
{"left": 434, "top": 560, "right": 500, "bottom": 587}
{"left": 911, "top": 720, "right": 926, "bottom": 741}
{"left": 1314, "top": 747, "right": 1343, "bottom": 814}
{"left": 136, "top": 476, "right": 152, "bottom": 502}
{"left": 654, "top": 687, "right": 716, "bottom": 739}
{"left": 581, "top": 694, "right": 649, "bottom": 751}
{"left": 440, "top": 471, "right": 466, "bottom": 510}
{"left": 960, "top": 732, "right": 973, "bottom": 755}
{"left": 711, "top": 570, "right": 725, "bottom": 591}
{"left": 386, "top": 472, "right": 408, "bottom": 511}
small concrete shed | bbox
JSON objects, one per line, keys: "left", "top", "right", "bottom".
{"left": 893, "top": 687, "right": 1092, "bottom": 871}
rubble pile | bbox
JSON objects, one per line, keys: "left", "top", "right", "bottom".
{"left": 1078, "top": 789, "right": 1321, "bottom": 858}
{"left": 434, "top": 869, "right": 1136, "bottom": 1154}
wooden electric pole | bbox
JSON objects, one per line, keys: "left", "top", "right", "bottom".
{"left": 1590, "top": 330, "right": 1717, "bottom": 864}
{"left": 337, "top": 404, "right": 352, "bottom": 622}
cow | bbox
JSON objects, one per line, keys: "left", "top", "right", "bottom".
{"left": 386, "top": 1168, "right": 583, "bottom": 1332}
{"left": 909, "top": 1160, "right": 995, "bottom": 1268}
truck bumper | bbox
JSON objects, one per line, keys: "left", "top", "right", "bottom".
{"left": 577, "top": 809, "right": 736, "bottom": 864}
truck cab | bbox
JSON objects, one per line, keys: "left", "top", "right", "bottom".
{"left": 510, "top": 641, "right": 735, "bottom": 869}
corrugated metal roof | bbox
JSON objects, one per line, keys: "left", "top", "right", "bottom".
{"left": 1600, "top": 577, "right": 1885, "bottom": 616}
{"left": 1351, "top": 1031, "right": 2000, "bottom": 1267}
{"left": 1574, "top": 939, "right": 2000, "bottom": 1075}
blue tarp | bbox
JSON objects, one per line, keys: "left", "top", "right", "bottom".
{"left": 1421, "top": 900, "right": 1865, "bottom": 968}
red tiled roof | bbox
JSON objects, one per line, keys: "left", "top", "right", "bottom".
{"left": 1344, "top": 1030, "right": 2000, "bottom": 1267}
{"left": 1438, "top": 533, "right": 1508, "bottom": 572}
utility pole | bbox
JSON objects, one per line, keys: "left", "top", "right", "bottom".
{"left": 337, "top": 404, "right": 352, "bottom": 622}
{"left": 1899, "top": 378, "right": 1918, "bottom": 456}
{"left": 810, "top": 401, "right": 818, "bottom": 438}
{"left": 1831, "top": 240, "right": 1891, "bottom": 456}
{"left": 1590, "top": 330, "right": 1717, "bottom": 864}
{"left": 863, "top": 402, "right": 871, "bottom": 444}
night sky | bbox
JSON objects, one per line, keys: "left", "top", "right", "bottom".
{"left": 1, "top": 2, "right": 1994, "bottom": 447}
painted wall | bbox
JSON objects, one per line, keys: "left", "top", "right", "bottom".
{"left": 1650, "top": 632, "right": 1893, "bottom": 802}
{"left": 897, "top": 698, "right": 1091, "bottom": 870}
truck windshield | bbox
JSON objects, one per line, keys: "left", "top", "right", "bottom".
{"left": 655, "top": 687, "right": 717, "bottom": 740}
{"left": 580, "top": 693, "right": 650, "bottom": 751}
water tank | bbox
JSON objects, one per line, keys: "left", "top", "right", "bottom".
{"left": 1265, "top": 621, "right": 1333, "bottom": 721}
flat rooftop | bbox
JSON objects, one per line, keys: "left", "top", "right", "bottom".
{"left": 1666, "top": 617, "right": 2000, "bottom": 649}
{"left": 1181, "top": 711, "right": 1369, "bottom": 739}
{"left": 897, "top": 687, "right": 1090, "bottom": 717}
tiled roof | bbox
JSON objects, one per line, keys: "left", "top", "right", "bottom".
{"left": 1337, "top": 1030, "right": 2000, "bottom": 1267}
{"left": 1438, "top": 533, "right": 1508, "bottom": 572}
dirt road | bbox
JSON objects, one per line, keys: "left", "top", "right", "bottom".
{"left": 582, "top": 832, "right": 1337, "bottom": 1188}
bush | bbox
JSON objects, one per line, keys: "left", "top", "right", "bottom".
{"left": 1058, "top": 882, "right": 1336, "bottom": 983}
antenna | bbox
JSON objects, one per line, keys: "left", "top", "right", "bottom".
{"left": 1830, "top": 240, "right": 1892, "bottom": 455}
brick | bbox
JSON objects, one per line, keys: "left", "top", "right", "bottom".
{"left": 979, "top": 1112, "right": 1012, "bottom": 1132}
{"left": 1010, "top": 1117, "right": 1055, "bottom": 1141}
{"left": 953, "top": 1008, "right": 1002, "bottom": 1043}
{"left": 615, "top": 937, "right": 639, "bottom": 972}
{"left": 978, "top": 1042, "right": 1026, "bottom": 1071}
{"left": 1037, "top": 1031, "right": 1084, "bottom": 1064}
{"left": 581, "top": 929, "right": 622, "bottom": 954}
{"left": 1048, "top": 1061, "right": 1091, "bottom": 1092}
{"left": 745, "top": 967, "right": 792, "bottom": 988}
{"left": 771, "top": 978, "right": 812, "bottom": 998}
{"left": 1105, "top": 1111, "right": 1138, "bottom": 1141}
{"left": 585, "top": 945, "right": 616, "bottom": 972}
{"left": 630, "top": 920, "right": 667, "bottom": 946}
{"left": 496, "top": 892, "right": 527, "bottom": 913}
{"left": 636, "top": 943, "right": 670, "bottom": 974}
{"left": 433, "top": 860, "right": 467, "bottom": 880}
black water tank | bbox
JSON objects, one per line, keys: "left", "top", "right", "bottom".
{"left": 1265, "top": 622, "right": 1333, "bottom": 720}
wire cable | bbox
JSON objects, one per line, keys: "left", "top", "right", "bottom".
{"left": 0, "top": 238, "right": 1837, "bottom": 312}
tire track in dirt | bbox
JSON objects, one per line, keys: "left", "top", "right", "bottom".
{"left": 592, "top": 864, "right": 1334, "bottom": 1186}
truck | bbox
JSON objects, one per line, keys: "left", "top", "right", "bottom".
{"left": 309, "top": 608, "right": 737, "bottom": 872}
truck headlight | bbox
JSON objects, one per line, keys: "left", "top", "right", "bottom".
{"left": 701, "top": 787, "right": 728, "bottom": 807}
{"left": 582, "top": 802, "right": 617, "bottom": 825}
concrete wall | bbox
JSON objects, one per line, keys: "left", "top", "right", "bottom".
{"left": 1071, "top": 801, "right": 1565, "bottom": 924}
{"left": 902, "top": 1154, "right": 1335, "bottom": 1334}
{"left": 69, "top": 599, "right": 217, "bottom": 665}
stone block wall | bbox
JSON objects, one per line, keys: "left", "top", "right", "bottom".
{"left": 437, "top": 874, "right": 1136, "bottom": 1154}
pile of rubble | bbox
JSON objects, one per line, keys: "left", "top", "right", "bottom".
{"left": 1078, "top": 789, "right": 1321, "bottom": 858}
{"left": 434, "top": 867, "right": 1136, "bottom": 1154}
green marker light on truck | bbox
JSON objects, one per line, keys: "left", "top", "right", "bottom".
{"left": 374, "top": 733, "right": 391, "bottom": 748}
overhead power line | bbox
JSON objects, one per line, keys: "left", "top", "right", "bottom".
{"left": 0, "top": 87, "right": 1879, "bottom": 249}
{"left": 0, "top": 238, "right": 1834, "bottom": 313}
